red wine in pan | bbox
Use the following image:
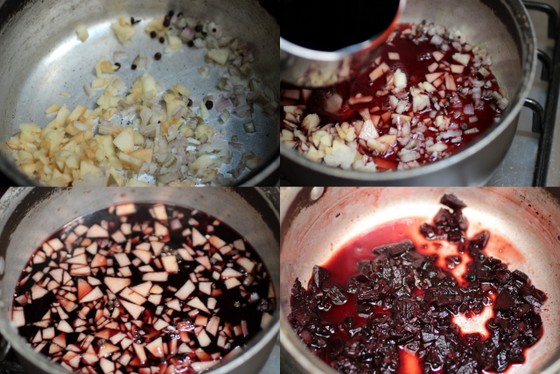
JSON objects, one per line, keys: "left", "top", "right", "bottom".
{"left": 279, "top": 0, "right": 402, "bottom": 51}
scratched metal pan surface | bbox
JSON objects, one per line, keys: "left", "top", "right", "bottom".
{"left": 280, "top": 187, "right": 560, "bottom": 373}
{"left": 0, "top": 0, "right": 279, "bottom": 186}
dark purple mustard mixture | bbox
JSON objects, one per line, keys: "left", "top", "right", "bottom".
{"left": 289, "top": 194, "right": 546, "bottom": 373}
{"left": 11, "top": 203, "right": 275, "bottom": 373}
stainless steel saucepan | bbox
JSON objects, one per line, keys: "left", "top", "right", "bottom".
{"left": 280, "top": 187, "right": 560, "bottom": 373}
{"left": 0, "top": 187, "right": 279, "bottom": 373}
{"left": 281, "top": 0, "right": 537, "bottom": 186}
{"left": 0, "top": 0, "right": 279, "bottom": 186}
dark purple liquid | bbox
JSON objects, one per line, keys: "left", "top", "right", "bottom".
{"left": 12, "top": 203, "right": 275, "bottom": 373}
{"left": 280, "top": 0, "right": 401, "bottom": 51}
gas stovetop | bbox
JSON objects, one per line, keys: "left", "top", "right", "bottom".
{"left": 489, "top": 0, "right": 560, "bottom": 186}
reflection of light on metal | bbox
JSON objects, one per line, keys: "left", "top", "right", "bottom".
{"left": 41, "top": 21, "right": 115, "bottom": 85}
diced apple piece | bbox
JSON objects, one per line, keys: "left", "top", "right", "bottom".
{"left": 139, "top": 265, "right": 153, "bottom": 272}
{"left": 98, "top": 342, "right": 120, "bottom": 357}
{"left": 120, "top": 299, "right": 145, "bottom": 319}
{"left": 121, "top": 223, "right": 132, "bottom": 235}
{"left": 80, "top": 286, "right": 103, "bottom": 303}
{"left": 48, "top": 238, "right": 64, "bottom": 251}
{"left": 233, "top": 239, "right": 245, "bottom": 250}
{"left": 451, "top": 64, "right": 465, "bottom": 74}
{"left": 91, "top": 253, "right": 107, "bottom": 268}
{"left": 153, "top": 205, "right": 168, "bottom": 221}
{"left": 43, "top": 327, "right": 55, "bottom": 340}
{"left": 58, "top": 320, "right": 73, "bottom": 333}
{"left": 225, "top": 278, "right": 241, "bottom": 289}
{"left": 86, "top": 242, "right": 98, "bottom": 255}
{"left": 114, "top": 253, "right": 131, "bottom": 267}
{"left": 111, "top": 16, "right": 134, "bottom": 44}
{"left": 446, "top": 75, "right": 457, "bottom": 91}
{"left": 111, "top": 230, "right": 127, "bottom": 243}
{"left": 219, "top": 245, "right": 232, "bottom": 255}
{"left": 433, "top": 51, "right": 445, "bottom": 61}
{"left": 49, "top": 343, "right": 63, "bottom": 355}
{"left": 217, "top": 334, "right": 227, "bottom": 348}
{"left": 154, "top": 319, "right": 169, "bottom": 331}
{"left": 197, "top": 329, "right": 212, "bottom": 347}
{"left": 196, "top": 256, "right": 211, "bottom": 270}
{"left": 110, "top": 332, "right": 126, "bottom": 345}
{"left": 154, "top": 222, "right": 169, "bottom": 237}
{"left": 64, "top": 351, "right": 81, "bottom": 368}
{"left": 208, "top": 235, "right": 226, "bottom": 249}
{"left": 50, "top": 268, "right": 64, "bottom": 283}
{"left": 87, "top": 224, "right": 108, "bottom": 238}
{"left": 207, "top": 298, "right": 217, "bottom": 310}
{"left": 369, "top": 62, "right": 390, "bottom": 82}
{"left": 132, "top": 249, "right": 152, "bottom": 264}
{"left": 426, "top": 72, "right": 443, "bottom": 83}
{"left": 118, "top": 152, "right": 144, "bottom": 171}
{"left": 207, "top": 316, "right": 220, "bottom": 336}
{"left": 166, "top": 298, "right": 181, "bottom": 311}
{"left": 82, "top": 351, "right": 99, "bottom": 365}
{"left": 66, "top": 253, "right": 88, "bottom": 265}
{"left": 192, "top": 228, "right": 207, "bottom": 247}
{"left": 207, "top": 48, "right": 230, "bottom": 65}
{"left": 195, "top": 315, "right": 208, "bottom": 327}
{"left": 161, "top": 255, "right": 178, "bottom": 273}
{"left": 144, "top": 337, "right": 164, "bottom": 358}
{"left": 187, "top": 297, "right": 210, "bottom": 314}
{"left": 237, "top": 257, "right": 255, "bottom": 272}
{"left": 133, "top": 343, "right": 148, "bottom": 364}
{"left": 452, "top": 53, "right": 471, "bottom": 66}
{"left": 121, "top": 338, "right": 133, "bottom": 350}
{"left": 150, "top": 284, "right": 164, "bottom": 294}
{"left": 151, "top": 242, "right": 164, "bottom": 256}
{"left": 104, "top": 277, "right": 131, "bottom": 294}
{"left": 176, "top": 280, "right": 196, "bottom": 300}
{"left": 12, "top": 307, "right": 25, "bottom": 327}
{"left": 143, "top": 272, "right": 168, "bottom": 282}
{"left": 148, "top": 294, "right": 162, "bottom": 305}
{"left": 70, "top": 265, "right": 91, "bottom": 276}
{"left": 113, "top": 128, "right": 135, "bottom": 153}
{"left": 77, "top": 279, "right": 93, "bottom": 301}
{"left": 199, "top": 282, "right": 212, "bottom": 296}
{"left": 131, "top": 281, "right": 152, "bottom": 297}
{"left": 120, "top": 288, "right": 147, "bottom": 305}
{"left": 100, "top": 357, "right": 115, "bottom": 373}
{"left": 177, "top": 248, "right": 193, "bottom": 261}
{"left": 116, "top": 203, "right": 136, "bottom": 216}
{"left": 31, "top": 284, "right": 49, "bottom": 300}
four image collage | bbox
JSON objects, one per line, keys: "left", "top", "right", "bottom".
{"left": 0, "top": 0, "right": 559, "bottom": 373}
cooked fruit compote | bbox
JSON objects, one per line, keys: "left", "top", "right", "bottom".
{"left": 281, "top": 23, "right": 509, "bottom": 172}
{"left": 11, "top": 203, "right": 275, "bottom": 373}
{"left": 289, "top": 194, "right": 546, "bottom": 373}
